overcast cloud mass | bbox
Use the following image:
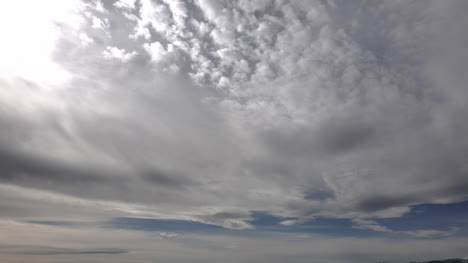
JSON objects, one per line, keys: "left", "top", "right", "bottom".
{"left": 1, "top": 0, "right": 468, "bottom": 262}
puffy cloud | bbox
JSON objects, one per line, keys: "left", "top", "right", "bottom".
{"left": 163, "top": 0, "right": 188, "bottom": 26}
{"left": 91, "top": 16, "right": 108, "bottom": 29}
{"left": 103, "top": 46, "right": 137, "bottom": 62}
{"left": 79, "top": 32, "right": 94, "bottom": 46}
{"left": 114, "top": 0, "right": 136, "bottom": 10}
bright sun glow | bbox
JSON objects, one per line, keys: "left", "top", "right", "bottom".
{"left": 0, "top": 0, "right": 80, "bottom": 86}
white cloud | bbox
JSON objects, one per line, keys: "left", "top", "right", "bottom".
{"left": 79, "top": 32, "right": 94, "bottom": 47}
{"left": 352, "top": 218, "right": 459, "bottom": 238}
{"left": 144, "top": 42, "right": 171, "bottom": 62}
{"left": 352, "top": 219, "right": 393, "bottom": 233}
{"left": 103, "top": 46, "right": 137, "bottom": 62}
{"left": 163, "top": 0, "right": 188, "bottom": 26}
{"left": 91, "top": 16, "right": 108, "bottom": 29}
{"left": 114, "top": 0, "right": 136, "bottom": 10}
{"left": 279, "top": 219, "right": 301, "bottom": 226}
{"left": 402, "top": 228, "right": 460, "bottom": 239}
{"left": 159, "top": 232, "right": 178, "bottom": 239}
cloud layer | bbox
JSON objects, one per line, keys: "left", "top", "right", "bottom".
{"left": 1, "top": 219, "right": 467, "bottom": 263}
{"left": 0, "top": 0, "right": 467, "bottom": 235}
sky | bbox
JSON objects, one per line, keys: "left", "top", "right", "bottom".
{"left": 0, "top": 0, "right": 468, "bottom": 262}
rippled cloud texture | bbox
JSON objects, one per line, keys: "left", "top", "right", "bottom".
{"left": 0, "top": 0, "right": 467, "bottom": 262}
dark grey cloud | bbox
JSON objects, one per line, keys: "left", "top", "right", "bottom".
{"left": 140, "top": 169, "right": 197, "bottom": 189}
{"left": 315, "top": 118, "right": 377, "bottom": 155}
{"left": 0, "top": 145, "right": 201, "bottom": 204}
{"left": 356, "top": 195, "right": 419, "bottom": 213}
{"left": 0, "top": 147, "right": 110, "bottom": 185}
{"left": 304, "top": 187, "right": 335, "bottom": 201}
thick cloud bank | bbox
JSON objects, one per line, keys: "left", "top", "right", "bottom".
{"left": 0, "top": 0, "right": 467, "bottom": 230}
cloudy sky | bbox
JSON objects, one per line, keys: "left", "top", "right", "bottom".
{"left": 1, "top": 0, "right": 468, "bottom": 262}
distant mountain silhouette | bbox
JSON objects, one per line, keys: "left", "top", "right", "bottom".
{"left": 409, "top": 259, "right": 468, "bottom": 263}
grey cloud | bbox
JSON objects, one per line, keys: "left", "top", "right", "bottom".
{"left": 355, "top": 195, "right": 419, "bottom": 213}
{"left": 1, "top": 0, "right": 468, "bottom": 231}
{"left": 304, "top": 187, "right": 335, "bottom": 201}
{"left": 261, "top": 114, "right": 380, "bottom": 158}
{"left": 22, "top": 248, "right": 129, "bottom": 255}
{"left": 315, "top": 117, "right": 377, "bottom": 155}
{"left": 1, "top": 245, "right": 128, "bottom": 255}
{"left": 196, "top": 211, "right": 251, "bottom": 222}
{"left": 140, "top": 169, "right": 197, "bottom": 189}
{"left": 2, "top": 219, "right": 468, "bottom": 263}
{"left": 0, "top": 147, "right": 111, "bottom": 185}
{"left": 0, "top": 145, "right": 200, "bottom": 204}
{"left": 402, "top": 227, "right": 460, "bottom": 239}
